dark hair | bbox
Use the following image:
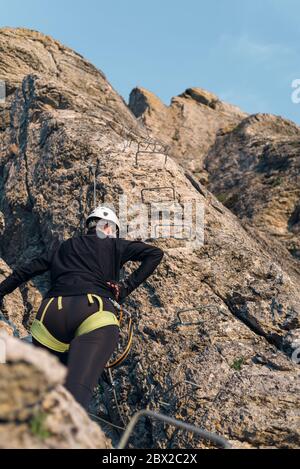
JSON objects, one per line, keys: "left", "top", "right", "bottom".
{"left": 86, "top": 217, "right": 99, "bottom": 230}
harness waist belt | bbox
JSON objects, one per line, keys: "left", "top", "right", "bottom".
{"left": 31, "top": 294, "right": 120, "bottom": 353}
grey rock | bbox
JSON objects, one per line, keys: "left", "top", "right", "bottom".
{"left": 206, "top": 113, "right": 300, "bottom": 266}
{"left": 0, "top": 334, "right": 111, "bottom": 448}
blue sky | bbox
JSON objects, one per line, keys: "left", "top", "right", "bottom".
{"left": 1, "top": 0, "right": 300, "bottom": 123}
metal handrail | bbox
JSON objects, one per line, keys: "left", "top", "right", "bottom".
{"left": 117, "top": 409, "right": 231, "bottom": 449}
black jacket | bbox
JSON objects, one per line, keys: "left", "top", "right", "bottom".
{"left": 0, "top": 230, "right": 164, "bottom": 302}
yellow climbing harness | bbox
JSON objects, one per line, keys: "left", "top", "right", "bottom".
{"left": 76, "top": 294, "right": 120, "bottom": 336}
{"left": 31, "top": 294, "right": 120, "bottom": 354}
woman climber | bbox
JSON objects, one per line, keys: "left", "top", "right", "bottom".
{"left": 0, "top": 206, "right": 164, "bottom": 409}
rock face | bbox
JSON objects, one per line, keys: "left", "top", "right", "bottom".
{"left": 0, "top": 333, "right": 111, "bottom": 448}
{"left": 0, "top": 259, "right": 27, "bottom": 336}
{"left": 129, "top": 86, "right": 247, "bottom": 182}
{"left": 205, "top": 113, "right": 300, "bottom": 264}
{"left": 0, "top": 28, "right": 300, "bottom": 449}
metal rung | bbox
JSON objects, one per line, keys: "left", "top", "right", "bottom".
{"left": 117, "top": 409, "right": 231, "bottom": 449}
{"left": 88, "top": 163, "right": 99, "bottom": 209}
{"left": 136, "top": 140, "right": 170, "bottom": 154}
{"left": 154, "top": 224, "right": 192, "bottom": 240}
{"left": 176, "top": 305, "right": 220, "bottom": 327}
{"left": 141, "top": 187, "right": 176, "bottom": 204}
{"left": 163, "top": 380, "right": 201, "bottom": 401}
{"left": 134, "top": 140, "right": 170, "bottom": 167}
{"left": 135, "top": 151, "right": 168, "bottom": 168}
{"left": 176, "top": 308, "right": 204, "bottom": 326}
{"left": 184, "top": 380, "right": 202, "bottom": 389}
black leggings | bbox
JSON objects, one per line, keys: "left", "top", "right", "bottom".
{"left": 32, "top": 295, "right": 120, "bottom": 409}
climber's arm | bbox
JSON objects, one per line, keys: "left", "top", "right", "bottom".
{"left": 116, "top": 240, "right": 164, "bottom": 302}
{"left": 0, "top": 242, "right": 60, "bottom": 299}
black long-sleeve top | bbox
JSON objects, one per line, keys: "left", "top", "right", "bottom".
{"left": 0, "top": 229, "right": 164, "bottom": 302}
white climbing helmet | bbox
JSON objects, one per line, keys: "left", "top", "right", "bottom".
{"left": 86, "top": 206, "right": 120, "bottom": 232}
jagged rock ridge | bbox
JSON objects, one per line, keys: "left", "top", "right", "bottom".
{"left": 205, "top": 113, "right": 300, "bottom": 264}
{"left": 129, "top": 86, "right": 247, "bottom": 182}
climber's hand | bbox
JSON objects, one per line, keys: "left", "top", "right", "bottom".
{"left": 107, "top": 281, "right": 121, "bottom": 301}
{"left": 106, "top": 281, "right": 128, "bottom": 303}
